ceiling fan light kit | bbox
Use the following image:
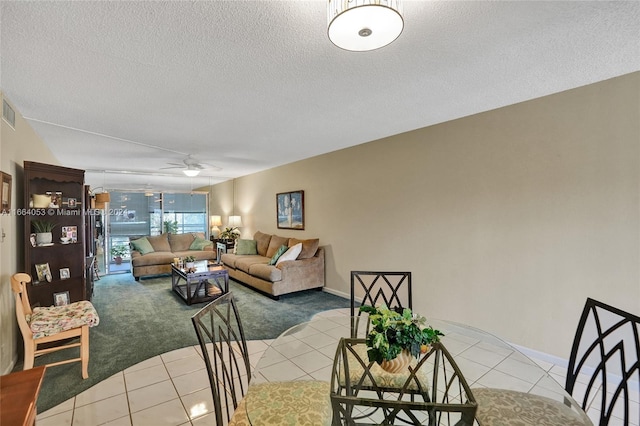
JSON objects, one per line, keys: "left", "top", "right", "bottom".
{"left": 328, "top": 0, "right": 403, "bottom": 51}
{"left": 183, "top": 169, "right": 200, "bottom": 177}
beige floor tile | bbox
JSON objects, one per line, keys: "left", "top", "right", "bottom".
{"left": 103, "top": 416, "right": 133, "bottom": 426}
{"left": 128, "top": 379, "right": 179, "bottom": 413}
{"left": 458, "top": 344, "right": 509, "bottom": 369}
{"left": 475, "top": 369, "right": 534, "bottom": 393}
{"left": 180, "top": 387, "right": 215, "bottom": 420}
{"left": 124, "top": 355, "right": 163, "bottom": 374}
{"left": 164, "top": 353, "right": 207, "bottom": 378}
{"left": 35, "top": 409, "right": 73, "bottom": 426}
{"left": 71, "top": 393, "right": 130, "bottom": 426}
{"left": 494, "top": 356, "right": 546, "bottom": 385}
{"left": 125, "top": 363, "right": 170, "bottom": 391}
{"left": 171, "top": 367, "right": 210, "bottom": 396}
{"left": 75, "top": 372, "right": 126, "bottom": 407}
{"left": 130, "top": 398, "right": 190, "bottom": 426}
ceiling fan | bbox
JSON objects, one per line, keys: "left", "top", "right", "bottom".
{"left": 161, "top": 155, "right": 221, "bottom": 177}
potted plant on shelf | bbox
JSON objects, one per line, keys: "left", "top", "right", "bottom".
{"left": 32, "top": 220, "right": 57, "bottom": 246}
{"left": 110, "top": 244, "right": 129, "bottom": 265}
{"left": 359, "top": 304, "right": 444, "bottom": 373}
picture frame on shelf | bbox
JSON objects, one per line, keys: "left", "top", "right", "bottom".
{"left": 276, "top": 190, "right": 305, "bottom": 230}
{"left": 60, "top": 267, "right": 70, "bottom": 280}
{"left": 1, "top": 171, "right": 11, "bottom": 214}
{"left": 29, "top": 233, "right": 37, "bottom": 247}
{"left": 53, "top": 291, "right": 70, "bottom": 306}
{"left": 61, "top": 226, "right": 78, "bottom": 243}
{"left": 35, "top": 263, "right": 52, "bottom": 283}
{"left": 46, "top": 191, "right": 62, "bottom": 208}
{"left": 65, "top": 197, "right": 77, "bottom": 208}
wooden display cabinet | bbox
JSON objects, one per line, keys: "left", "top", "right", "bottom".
{"left": 23, "top": 161, "right": 89, "bottom": 307}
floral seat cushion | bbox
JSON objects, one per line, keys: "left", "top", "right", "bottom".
{"left": 28, "top": 301, "right": 100, "bottom": 339}
{"left": 230, "top": 381, "right": 331, "bottom": 426}
{"left": 473, "top": 388, "right": 588, "bottom": 426}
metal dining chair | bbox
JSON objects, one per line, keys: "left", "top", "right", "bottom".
{"left": 350, "top": 271, "right": 412, "bottom": 338}
{"left": 331, "top": 338, "right": 477, "bottom": 425}
{"left": 191, "top": 293, "right": 331, "bottom": 425}
{"left": 474, "top": 297, "right": 639, "bottom": 426}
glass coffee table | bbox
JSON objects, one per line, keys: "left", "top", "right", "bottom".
{"left": 171, "top": 260, "right": 229, "bottom": 305}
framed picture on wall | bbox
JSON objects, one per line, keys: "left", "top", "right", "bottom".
{"left": 276, "top": 190, "right": 304, "bottom": 230}
{"left": 1, "top": 171, "right": 11, "bottom": 214}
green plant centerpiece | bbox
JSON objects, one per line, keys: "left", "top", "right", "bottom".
{"left": 359, "top": 304, "right": 444, "bottom": 370}
{"left": 184, "top": 255, "right": 196, "bottom": 263}
{"left": 219, "top": 226, "right": 240, "bottom": 240}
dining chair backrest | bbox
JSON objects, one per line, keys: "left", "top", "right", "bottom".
{"left": 351, "top": 271, "right": 412, "bottom": 337}
{"left": 565, "top": 297, "right": 640, "bottom": 426}
{"left": 191, "top": 293, "right": 251, "bottom": 425}
{"left": 330, "top": 338, "right": 477, "bottom": 425}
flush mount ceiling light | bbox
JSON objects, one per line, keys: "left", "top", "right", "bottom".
{"left": 328, "top": 0, "right": 403, "bottom": 52}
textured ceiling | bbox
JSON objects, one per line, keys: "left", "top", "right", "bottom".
{"left": 1, "top": 1, "right": 639, "bottom": 191}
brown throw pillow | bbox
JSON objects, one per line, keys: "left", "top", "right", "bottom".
{"left": 266, "top": 235, "right": 289, "bottom": 258}
{"left": 146, "top": 233, "right": 171, "bottom": 252}
{"left": 253, "top": 231, "right": 272, "bottom": 257}
{"left": 288, "top": 238, "right": 319, "bottom": 259}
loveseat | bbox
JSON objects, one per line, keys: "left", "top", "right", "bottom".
{"left": 220, "top": 231, "right": 324, "bottom": 298}
{"left": 129, "top": 232, "right": 216, "bottom": 280}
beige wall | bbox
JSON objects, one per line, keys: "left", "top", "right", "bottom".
{"left": 0, "top": 93, "right": 60, "bottom": 374}
{"left": 209, "top": 72, "right": 639, "bottom": 358}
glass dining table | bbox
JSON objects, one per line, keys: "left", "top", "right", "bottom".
{"left": 245, "top": 313, "right": 593, "bottom": 425}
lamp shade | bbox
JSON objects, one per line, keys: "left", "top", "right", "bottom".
{"left": 228, "top": 215, "right": 243, "bottom": 228}
{"left": 95, "top": 192, "right": 110, "bottom": 203}
{"left": 210, "top": 215, "right": 222, "bottom": 227}
{"left": 328, "top": 0, "right": 403, "bottom": 51}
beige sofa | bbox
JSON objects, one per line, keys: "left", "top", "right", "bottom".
{"left": 129, "top": 232, "right": 216, "bottom": 280}
{"left": 221, "top": 231, "right": 325, "bottom": 299}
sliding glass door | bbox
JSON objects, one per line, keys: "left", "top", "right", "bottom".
{"left": 103, "top": 191, "right": 208, "bottom": 274}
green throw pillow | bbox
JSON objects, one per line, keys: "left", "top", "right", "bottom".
{"left": 130, "top": 237, "right": 155, "bottom": 255}
{"left": 268, "top": 245, "right": 289, "bottom": 265}
{"left": 236, "top": 239, "right": 258, "bottom": 255}
{"left": 189, "top": 236, "right": 213, "bottom": 250}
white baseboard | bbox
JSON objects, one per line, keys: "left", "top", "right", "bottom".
{"left": 510, "top": 342, "right": 569, "bottom": 369}
{"left": 322, "top": 287, "right": 351, "bottom": 301}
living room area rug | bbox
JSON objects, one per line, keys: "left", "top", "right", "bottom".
{"left": 28, "top": 273, "right": 351, "bottom": 412}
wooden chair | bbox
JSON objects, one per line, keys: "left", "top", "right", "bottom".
{"left": 474, "top": 297, "right": 639, "bottom": 425}
{"left": 330, "top": 338, "right": 477, "bottom": 425}
{"left": 191, "top": 293, "right": 331, "bottom": 425}
{"left": 11, "top": 273, "right": 99, "bottom": 379}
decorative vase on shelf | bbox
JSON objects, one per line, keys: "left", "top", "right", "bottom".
{"left": 379, "top": 349, "right": 413, "bottom": 373}
{"left": 36, "top": 232, "right": 52, "bottom": 246}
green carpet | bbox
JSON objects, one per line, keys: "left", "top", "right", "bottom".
{"left": 31, "top": 273, "right": 350, "bottom": 412}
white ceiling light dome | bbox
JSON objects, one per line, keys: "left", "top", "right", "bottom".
{"left": 328, "top": 0, "right": 404, "bottom": 52}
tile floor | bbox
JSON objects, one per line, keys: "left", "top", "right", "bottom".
{"left": 37, "top": 308, "right": 638, "bottom": 426}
